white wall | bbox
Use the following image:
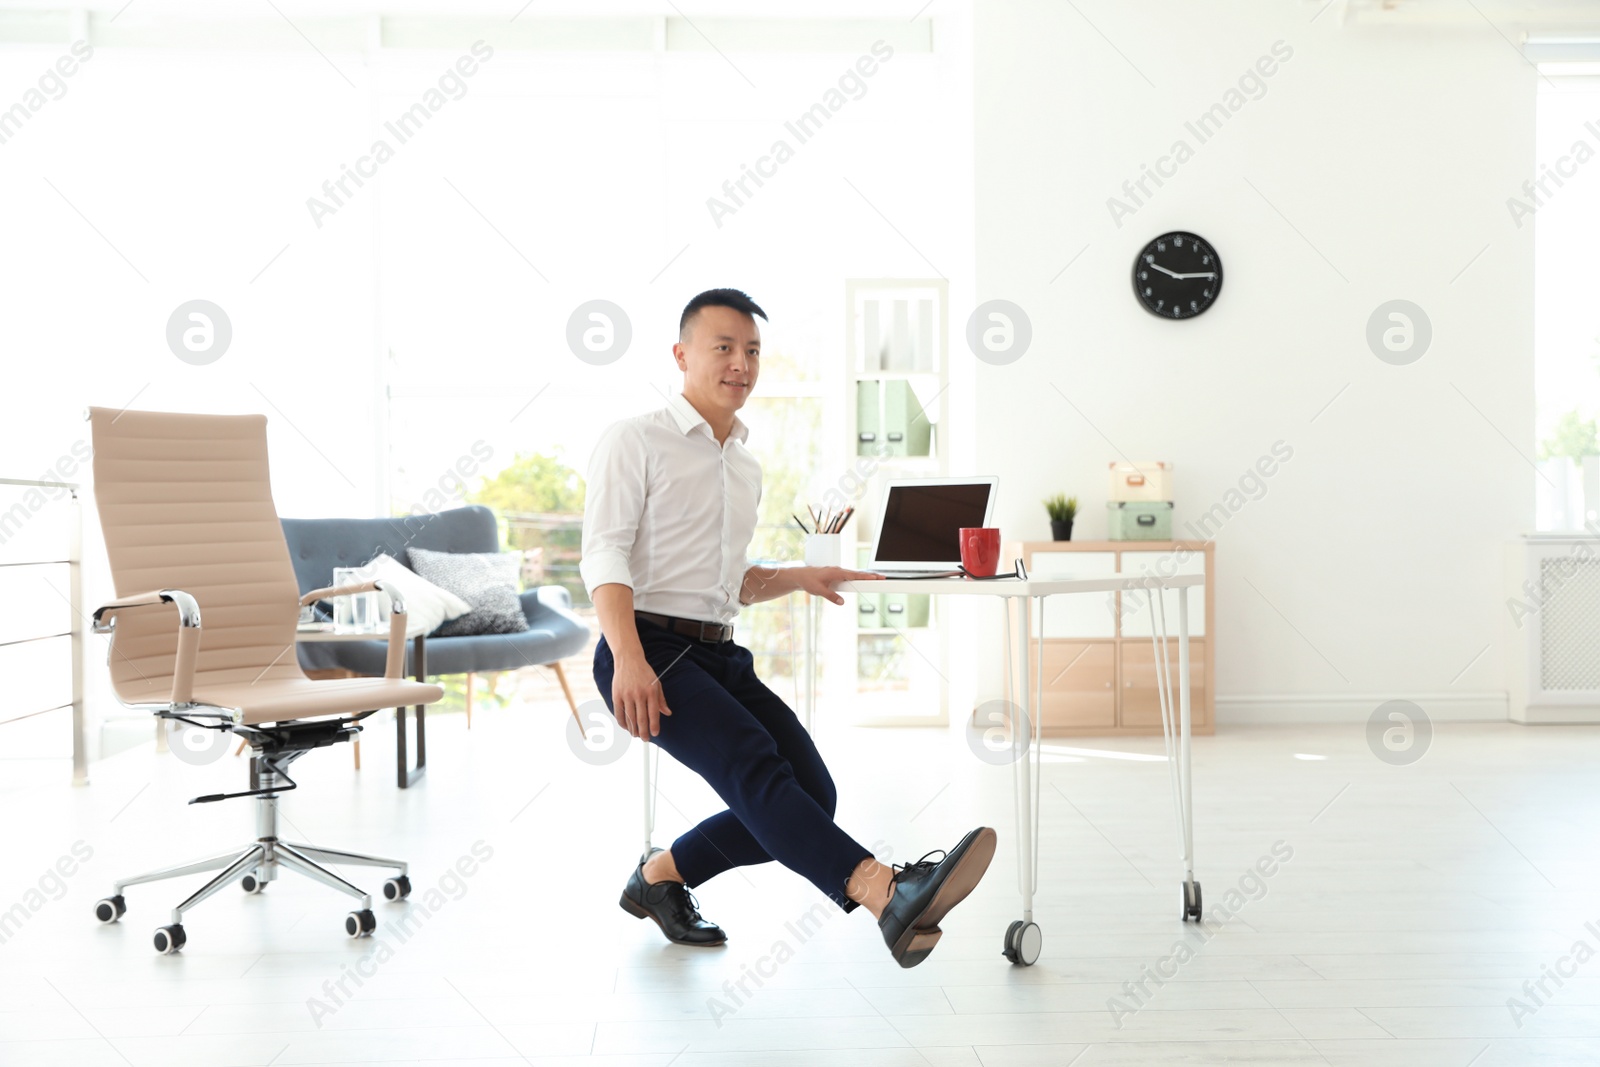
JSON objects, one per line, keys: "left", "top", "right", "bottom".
{"left": 969, "top": 2, "right": 1537, "bottom": 720}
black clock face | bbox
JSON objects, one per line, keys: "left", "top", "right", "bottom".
{"left": 1133, "top": 232, "right": 1222, "bottom": 319}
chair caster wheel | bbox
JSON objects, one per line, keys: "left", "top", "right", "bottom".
{"left": 381, "top": 876, "right": 411, "bottom": 902}
{"left": 345, "top": 909, "right": 377, "bottom": 938}
{"left": 1001, "top": 919, "right": 1041, "bottom": 966}
{"left": 241, "top": 874, "right": 266, "bottom": 894}
{"left": 1182, "top": 880, "right": 1203, "bottom": 922}
{"left": 153, "top": 924, "right": 186, "bottom": 954}
{"left": 94, "top": 895, "right": 126, "bottom": 924}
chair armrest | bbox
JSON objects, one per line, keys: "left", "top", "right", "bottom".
{"left": 301, "top": 580, "right": 410, "bottom": 679}
{"left": 92, "top": 588, "right": 201, "bottom": 630}
{"left": 91, "top": 588, "right": 202, "bottom": 705}
{"left": 299, "top": 580, "right": 390, "bottom": 607}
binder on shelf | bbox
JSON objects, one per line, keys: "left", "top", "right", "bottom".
{"left": 883, "top": 592, "right": 931, "bottom": 628}
{"left": 856, "top": 380, "right": 880, "bottom": 455}
{"left": 881, "top": 379, "right": 932, "bottom": 457}
{"left": 856, "top": 592, "right": 932, "bottom": 629}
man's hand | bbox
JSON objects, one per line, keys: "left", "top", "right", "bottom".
{"left": 610, "top": 653, "right": 673, "bottom": 739}
{"left": 798, "top": 566, "right": 884, "bottom": 606}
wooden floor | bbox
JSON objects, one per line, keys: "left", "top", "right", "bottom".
{"left": 3, "top": 704, "right": 1599, "bottom": 1066}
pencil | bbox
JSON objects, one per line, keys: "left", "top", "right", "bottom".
{"left": 792, "top": 513, "right": 810, "bottom": 535}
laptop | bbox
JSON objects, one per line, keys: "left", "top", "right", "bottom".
{"left": 867, "top": 477, "right": 1000, "bottom": 578}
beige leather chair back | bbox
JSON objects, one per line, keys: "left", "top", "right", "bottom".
{"left": 88, "top": 407, "right": 307, "bottom": 705}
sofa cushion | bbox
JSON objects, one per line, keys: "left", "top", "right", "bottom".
{"left": 407, "top": 547, "right": 529, "bottom": 637}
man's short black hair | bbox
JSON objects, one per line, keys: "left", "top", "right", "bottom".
{"left": 679, "top": 288, "right": 768, "bottom": 339}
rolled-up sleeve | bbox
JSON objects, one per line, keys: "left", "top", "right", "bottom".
{"left": 580, "top": 421, "right": 647, "bottom": 597}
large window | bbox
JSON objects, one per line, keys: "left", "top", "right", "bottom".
{"left": 375, "top": 35, "right": 968, "bottom": 689}
{"left": 1536, "top": 75, "right": 1600, "bottom": 530}
{"left": 0, "top": 15, "right": 968, "bottom": 743}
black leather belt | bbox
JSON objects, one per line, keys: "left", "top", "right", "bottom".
{"left": 635, "top": 610, "right": 734, "bottom": 644}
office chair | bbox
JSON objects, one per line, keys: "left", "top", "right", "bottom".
{"left": 84, "top": 407, "right": 444, "bottom": 954}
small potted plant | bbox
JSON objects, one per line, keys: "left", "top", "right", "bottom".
{"left": 1044, "top": 493, "right": 1077, "bottom": 541}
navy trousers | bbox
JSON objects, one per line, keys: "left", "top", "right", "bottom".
{"left": 593, "top": 619, "right": 874, "bottom": 912}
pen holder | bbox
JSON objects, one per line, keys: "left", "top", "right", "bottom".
{"left": 804, "top": 533, "right": 842, "bottom": 567}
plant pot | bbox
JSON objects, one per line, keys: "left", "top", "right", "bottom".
{"left": 1050, "top": 519, "right": 1074, "bottom": 541}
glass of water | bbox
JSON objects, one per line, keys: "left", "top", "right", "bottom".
{"left": 350, "top": 588, "right": 378, "bottom": 631}
{"left": 331, "top": 566, "right": 376, "bottom": 632}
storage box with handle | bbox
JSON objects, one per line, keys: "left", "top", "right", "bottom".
{"left": 1107, "top": 501, "right": 1173, "bottom": 541}
{"left": 1109, "top": 461, "right": 1173, "bottom": 502}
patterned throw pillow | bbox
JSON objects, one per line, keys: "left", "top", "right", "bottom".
{"left": 406, "top": 548, "right": 529, "bottom": 638}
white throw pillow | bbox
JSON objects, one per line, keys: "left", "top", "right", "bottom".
{"left": 352, "top": 553, "right": 473, "bottom": 638}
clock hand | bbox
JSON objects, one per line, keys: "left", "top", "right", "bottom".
{"left": 1147, "top": 262, "right": 1181, "bottom": 279}
{"left": 1171, "top": 271, "right": 1217, "bottom": 280}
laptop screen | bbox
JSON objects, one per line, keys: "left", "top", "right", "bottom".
{"left": 877, "top": 482, "right": 994, "bottom": 564}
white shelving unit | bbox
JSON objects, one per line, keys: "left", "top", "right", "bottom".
{"left": 825, "top": 278, "right": 950, "bottom": 726}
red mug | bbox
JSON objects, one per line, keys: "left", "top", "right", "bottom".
{"left": 959, "top": 527, "right": 1001, "bottom": 577}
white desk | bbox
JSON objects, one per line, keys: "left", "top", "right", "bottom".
{"left": 638, "top": 571, "right": 1204, "bottom": 968}
{"left": 810, "top": 573, "right": 1206, "bottom": 966}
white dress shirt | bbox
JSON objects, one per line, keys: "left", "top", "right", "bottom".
{"left": 580, "top": 392, "right": 763, "bottom": 625}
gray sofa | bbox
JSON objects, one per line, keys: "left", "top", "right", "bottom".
{"left": 281, "top": 505, "right": 590, "bottom": 784}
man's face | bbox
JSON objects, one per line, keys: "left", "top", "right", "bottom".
{"left": 675, "top": 305, "right": 761, "bottom": 416}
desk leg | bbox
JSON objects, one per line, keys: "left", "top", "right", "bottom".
{"left": 396, "top": 635, "right": 427, "bottom": 789}
{"left": 1018, "top": 596, "right": 1034, "bottom": 922}
{"left": 803, "top": 594, "right": 816, "bottom": 734}
{"left": 640, "top": 739, "right": 656, "bottom": 863}
{"left": 1177, "top": 587, "right": 1198, "bottom": 920}
{"left": 1155, "top": 588, "right": 1200, "bottom": 921}
{"left": 1003, "top": 594, "right": 1044, "bottom": 967}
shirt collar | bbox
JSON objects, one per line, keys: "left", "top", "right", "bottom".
{"left": 666, "top": 392, "right": 749, "bottom": 445}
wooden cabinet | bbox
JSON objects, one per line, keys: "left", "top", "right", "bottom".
{"left": 1038, "top": 641, "right": 1117, "bottom": 729}
{"left": 1119, "top": 639, "right": 1208, "bottom": 728}
{"left": 1001, "top": 541, "right": 1214, "bottom": 737}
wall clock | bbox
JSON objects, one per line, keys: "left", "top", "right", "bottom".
{"left": 1133, "top": 231, "right": 1222, "bottom": 319}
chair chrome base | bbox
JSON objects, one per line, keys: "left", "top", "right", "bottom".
{"left": 95, "top": 748, "right": 408, "bottom": 950}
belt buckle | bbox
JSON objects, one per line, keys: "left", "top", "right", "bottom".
{"left": 697, "top": 619, "right": 719, "bottom": 643}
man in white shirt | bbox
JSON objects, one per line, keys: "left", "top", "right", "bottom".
{"left": 581, "top": 289, "right": 995, "bottom": 968}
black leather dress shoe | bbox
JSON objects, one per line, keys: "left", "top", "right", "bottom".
{"left": 619, "top": 848, "right": 726, "bottom": 947}
{"left": 878, "top": 826, "right": 997, "bottom": 968}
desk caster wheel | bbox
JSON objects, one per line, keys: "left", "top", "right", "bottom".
{"left": 241, "top": 874, "right": 266, "bottom": 894}
{"left": 1181, "top": 880, "right": 1202, "bottom": 922}
{"left": 153, "top": 924, "right": 186, "bottom": 955}
{"left": 94, "top": 895, "right": 125, "bottom": 924}
{"left": 345, "top": 909, "right": 376, "bottom": 938}
{"left": 381, "top": 876, "right": 411, "bottom": 901}
{"left": 1002, "top": 920, "right": 1041, "bottom": 966}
